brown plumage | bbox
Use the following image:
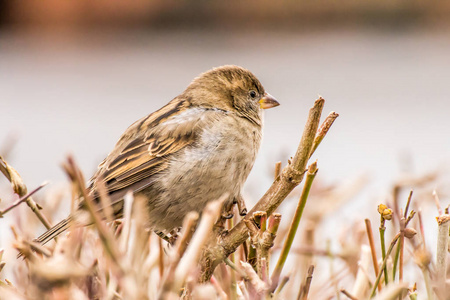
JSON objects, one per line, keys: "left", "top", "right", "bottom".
{"left": 36, "top": 65, "right": 279, "bottom": 245}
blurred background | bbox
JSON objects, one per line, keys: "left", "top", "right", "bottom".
{"left": 1, "top": 0, "right": 450, "bottom": 293}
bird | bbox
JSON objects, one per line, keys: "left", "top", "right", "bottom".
{"left": 35, "top": 65, "right": 279, "bottom": 246}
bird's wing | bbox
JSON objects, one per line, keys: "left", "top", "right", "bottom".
{"left": 89, "top": 98, "right": 223, "bottom": 199}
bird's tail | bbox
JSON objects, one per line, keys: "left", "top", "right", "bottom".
{"left": 35, "top": 216, "right": 73, "bottom": 246}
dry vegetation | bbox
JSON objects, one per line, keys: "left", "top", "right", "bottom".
{"left": 0, "top": 98, "right": 449, "bottom": 300}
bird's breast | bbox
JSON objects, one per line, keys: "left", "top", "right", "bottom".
{"left": 146, "top": 114, "right": 262, "bottom": 230}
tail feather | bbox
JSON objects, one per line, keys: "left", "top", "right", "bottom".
{"left": 35, "top": 217, "right": 72, "bottom": 246}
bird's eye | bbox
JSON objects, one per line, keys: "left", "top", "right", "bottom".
{"left": 249, "top": 90, "right": 257, "bottom": 99}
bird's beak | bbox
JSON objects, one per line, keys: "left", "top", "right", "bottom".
{"left": 259, "top": 93, "right": 280, "bottom": 109}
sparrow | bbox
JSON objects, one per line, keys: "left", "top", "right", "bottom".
{"left": 36, "top": 65, "right": 279, "bottom": 245}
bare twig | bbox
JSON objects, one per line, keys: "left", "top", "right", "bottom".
{"left": 0, "top": 182, "right": 48, "bottom": 217}
{"left": 351, "top": 245, "right": 372, "bottom": 299}
{"left": 63, "top": 156, "right": 124, "bottom": 275}
{"left": 436, "top": 214, "right": 450, "bottom": 296}
{"left": 340, "top": 288, "right": 358, "bottom": 300}
{"left": 372, "top": 283, "right": 409, "bottom": 300}
{"left": 172, "top": 198, "right": 224, "bottom": 293}
{"left": 159, "top": 212, "right": 199, "bottom": 299}
{"left": 273, "top": 275, "right": 290, "bottom": 299}
{"left": 274, "top": 161, "right": 282, "bottom": 180}
{"left": 364, "top": 219, "right": 381, "bottom": 292}
{"left": 0, "top": 156, "right": 53, "bottom": 229}
{"left": 199, "top": 98, "right": 333, "bottom": 282}
{"left": 310, "top": 111, "right": 339, "bottom": 156}
{"left": 298, "top": 265, "right": 314, "bottom": 300}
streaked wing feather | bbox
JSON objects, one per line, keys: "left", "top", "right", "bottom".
{"left": 90, "top": 97, "right": 216, "bottom": 197}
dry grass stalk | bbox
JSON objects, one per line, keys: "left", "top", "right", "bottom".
{"left": 0, "top": 156, "right": 53, "bottom": 229}
{"left": 435, "top": 213, "right": 450, "bottom": 298}
{"left": 298, "top": 264, "right": 314, "bottom": 300}
{"left": 340, "top": 288, "right": 358, "bottom": 300}
{"left": 351, "top": 245, "right": 371, "bottom": 299}
{"left": 371, "top": 282, "right": 409, "bottom": 300}
{"left": 364, "top": 219, "right": 381, "bottom": 292}
{"left": 171, "top": 198, "right": 224, "bottom": 295}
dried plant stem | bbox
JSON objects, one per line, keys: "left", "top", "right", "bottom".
{"left": 400, "top": 191, "right": 412, "bottom": 285}
{"left": 271, "top": 162, "right": 318, "bottom": 290}
{"left": 224, "top": 257, "right": 248, "bottom": 279}
{"left": 310, "top": 111, "right": 339, "bottom": 155}
{"left": 159, "top": 212, "right": 200, "bottom": 299}
{"left": 372, "top": 283, "right": 409, "bottom": 300}
{"left": 0, "top": 182, "right": 48, "bottom": 217}
{"left": 393, "top": 191, "right": 413, "bottom": 283}
{"left": 199, "top": 98, "right": 335, "bottom": 282}
{"left": 340, "top": 289, "right": 358, "bottom": 300}
{"left": 0, "top": 156, "right": 52, "bottom": 229}
{"left": 352, "top": 245, "right": 372, "bottom": 298}
{"left": 64, "top": 156, "right": 124, "bottom": 275}
{"left": 228, "top": 217, "right": 238, "bottom": 300}
{"left": 417, "top": 209, "right": 426, "bottom": 249}
{"left": 399, "top": 232, "right": 404, "bottom": 283}
{"left": 273, "top": 276, "right": 289, "bottom": 299}
{"left": 420, "top": 268, "right": 433, "bottom": 300}
{"left": 240, "top": 261, "right": 268, "bottom": 296}
{"left": 371, "top": 233, "right": 401, "bottom": 298}
{"left": 274, "top": 161, "right": 282, "bottom": 180}
{"left": 159, "top": 237, "right": 165, "bottom": 278}
{"left": 436, "top": 214, "right": 450, "bottom": 290}
{"left": 210, "top": 276, "right": 228, "bottom": 300}
{"left": 365, "top": 219, "right": 382, "bottom": 292}
{"left": 245, "top": 212, "right": 281, "bottom": 282}
{"left": 297, "top": 265, "right": 314, "bottom": 300}
{"left": 172, "top": 199, "right": 223, "bottom": 293}
{"left": 248, "top": 244, "right": 257, "bottom": 271}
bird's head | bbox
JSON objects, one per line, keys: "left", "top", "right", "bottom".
{"left": 186, "top": 65, "right": 279, "bottom": 126}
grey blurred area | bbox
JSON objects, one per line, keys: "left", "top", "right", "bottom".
{"left": 1, "top": 1, "right": 450, "bottom": 232}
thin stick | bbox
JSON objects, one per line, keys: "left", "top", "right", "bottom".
{"left": 340, "top": 289, "right": 358, "bottom": 300}
{"left": 172, "top": 198, "right": 224, "bottom": 292}
{"left": 433, "top": 190, "right": 442, "bottom": 216}
{"left": 158, "top": 237, "right": 164, "bottom": 278}
{"left": 158, "top": 212, "right": 199, "bottom": 299}
{"left": 298, "top": 265, "right": 314, "bottom": 300}
{"left": 436, "top": 214, "right": 450, "bottom": 292}
{"left": 274, "top": 161, "right": 282, "bottom": 180}
{"left": 417, "top": 208, "right": 426, "bottom": 249}
{"left": 224, "top": 257, "right": 248, "bottom": 279}
{"left": 0, "top": 182, "right": 48, "bottom": 216}
{"left": 404, "top": 190, "right": 413, "bottom": 218}
{"left": 310, "top": 111, "right": 339, "bottom": 156}
{"left": 400, "top": 192, "right": 411, "bottom": 285}
{"left": 64, "top": 156, "right": 123, "bottom": 275}
{"left": 273, "top": 275, "right": 290, "bottom": 298}
{"left": 0, "top": 156, "right": 53, "bottom": 229}
{"left": 364, "top": 219, "right": 382, "bottom": 292}
{"left": 228, "top": 217, "right": 238, "bottom": 300}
